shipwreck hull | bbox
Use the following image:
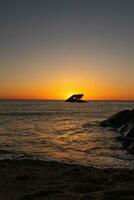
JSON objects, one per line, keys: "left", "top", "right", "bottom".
{"left": 65, "top": 94, "right": 86, "bottom": 103}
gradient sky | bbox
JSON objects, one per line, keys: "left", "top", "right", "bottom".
{"left": 1, "top": 0, "right": 134, "bottom": 100}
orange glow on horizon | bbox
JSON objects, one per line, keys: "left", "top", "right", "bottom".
{"left": 1, "top": 86, "right": 134, "bottom": 100}
{"left": 1, "top": 66, "right": 134, "bottom": 100}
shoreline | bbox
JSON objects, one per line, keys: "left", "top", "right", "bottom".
{"left": 0, "top": 159, "right": 134, "bottom": 200}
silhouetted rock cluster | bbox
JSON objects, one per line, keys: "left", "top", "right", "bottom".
{"left": 100, "top": 109, "right": 134, "bottom": 154}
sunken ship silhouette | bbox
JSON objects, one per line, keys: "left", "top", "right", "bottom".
{"left": 65, "top": 94, "right": 86, "bottom": 103}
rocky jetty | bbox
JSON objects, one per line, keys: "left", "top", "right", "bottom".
{"left": 100, "top": 109, "right": 134, "bottom": 154}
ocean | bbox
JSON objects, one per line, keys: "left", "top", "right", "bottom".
{"left": 0, "top": 100, "right": 134, "bottom": 168}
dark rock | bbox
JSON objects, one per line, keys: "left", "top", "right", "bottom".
{"left": 127, "top": 142, "right": 134, "bottom": 154}
{"left": 124, "top": 123, "right": 134, "bottom": 138}
{"left": 100, "top": 109, "right": 134, "bottom": 155}
{"left": 117, "top": 119, "right": 134, "bottom": 137}
{"left": 100, "top": 110, "right": 130, "bottom": 128}
{"left": 121, "top": 120, "right": 134, "bottom": 154}
{"left": 122, "top": 138, "right": 133, "bottom": 148}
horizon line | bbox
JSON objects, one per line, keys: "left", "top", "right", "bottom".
{"left": 0, "top": 98, "right": 134, "bottom": 101}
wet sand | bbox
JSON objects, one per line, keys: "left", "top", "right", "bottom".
{"left": 0, "top": 159, "right": 134, "bottom": 200}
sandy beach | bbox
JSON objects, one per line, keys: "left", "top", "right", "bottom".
{"left": 0, "top": 159, "right": 134, "bottom": 200}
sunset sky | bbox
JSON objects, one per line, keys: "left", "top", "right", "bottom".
{"left": 1, "top": 0, "right": 134, "bottom": 100}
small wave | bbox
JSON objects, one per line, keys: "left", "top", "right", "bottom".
{"left": 0, "top": 111, "right": 60, "bottom": 116}
{"left": 82, "top": 122, "right": 100, "bottom": 128}
{"left": 84, "top": 146, "right": 123, "bottom": 153}
{"left": 0, "top": 111, "right": 82, "bottom": 116}
{"left": 0, "top": 149, "right": 12, "bottom": 154}
{"left": 0, "top": 148, "right": 37, "bottom": 160}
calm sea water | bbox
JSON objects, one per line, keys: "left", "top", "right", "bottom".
{"left": 0, "top": 100, "right": 134, "bottom": 168}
